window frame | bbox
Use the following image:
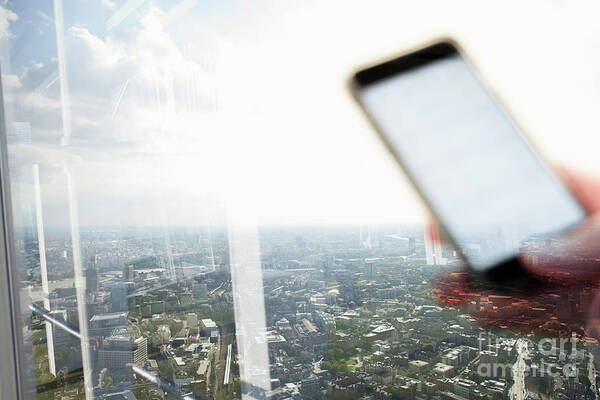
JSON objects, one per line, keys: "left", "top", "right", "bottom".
{"left": 0, "top": 71, "right": 26, "bottom": 400}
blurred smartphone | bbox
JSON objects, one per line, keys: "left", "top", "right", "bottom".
{"left": 349, "top": 40, "right": 586, "bottom": 284}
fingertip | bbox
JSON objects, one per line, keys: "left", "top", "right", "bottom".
{"left": 425, "top": 217, "right": 444, "bottom": 243}
{"left": 557, "top": 166, "right": 600, "bottom": 215}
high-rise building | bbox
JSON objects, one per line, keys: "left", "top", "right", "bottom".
{"left": 364, "top": 259, "right": 377, "bottom": 277}
{"left": 326, "top": 290, "right": 337, "bottom": 305}
{"left": 122, "top": 264, "right": 134, "bottom": 281}
{"left": 98, "top": 327, "right": 147, "bottom": 370}
{"left": 408, "top": 237, "right": 416, "bottom": 255}
{"left": 108, "top": 282, "right": 135, "bottom": 313}
{"left": 48, "top": 310, "right": 82, "bottom": 374}
{"left": 187, "top": 313, "right": 198, "bottom": 329}
{"left": 295, "top": 236, "right": 306, "bottom": 249}
{"left": 86, "top": 254, "right": 99, "bottom": 298}
{"left": 192, "top": 283, "right": 208, "bottom": 299}
{"left": 89, "top": 312, "right": 129, "bottom": 339}
{"left": 218, "top": 249, "right": 230, "bottom": 272}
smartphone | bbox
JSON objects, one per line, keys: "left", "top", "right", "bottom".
{"left": 349, "top": 40, "right": 587, "bottom": 285}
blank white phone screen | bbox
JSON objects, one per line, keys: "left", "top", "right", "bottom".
{"left": 359, "top": 54, "right": 585, "bottom": 271}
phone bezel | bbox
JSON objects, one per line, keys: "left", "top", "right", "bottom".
{"left": 348, "top": 38, "right": 587, "bottom": 287}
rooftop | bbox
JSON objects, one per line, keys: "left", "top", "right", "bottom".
{"left": 433, "top": 363, "right": 454, "bottom": 373}
{"left": 90, "top": 312, "right": 128, "bottom": 322}
{"left": 408, "top": 360, "right": 429, "bottom": 367}
{"left": 201, "top": 319, "right": 217, "bottom": 328}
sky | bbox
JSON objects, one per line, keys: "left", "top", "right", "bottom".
{"left": 1, "top": 0, "right": 600, "bottom": 227}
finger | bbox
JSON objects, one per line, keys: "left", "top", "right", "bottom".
{"left": 425, "top": 217, "right": 445, "bottom": 244}
{"left": 557, "top": 166, "right": 600, "bottom": 215}
{"left": 520, "top": 215, "right": 600, "bottom": 282}
{"left": 433, "top": 270, "right": 591, "bottom": 338}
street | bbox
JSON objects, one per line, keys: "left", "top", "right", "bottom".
{"left": 509, "top": 339, "right": 530, "bottom": 400}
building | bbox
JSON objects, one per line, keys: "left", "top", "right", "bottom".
{"left": 454, "top": 378, "right": 476, "bottom": 399}
{"left": 408, "top": 360, "right": 429, "bottom": 373}
{"left": 187, "top": 313, "right": 198, "bottom": 329}
{"left": 48, "top": 309, "right": 82, "bottom": 375}
{"left": 326, "top": 290, "right": 338, "bottom": 305}
{"left": 295, "top": 236, "right": 306, "bottom": 248}
{"left": 478, "top": 350, "right": 498, "bottom": 365}
{"left": 200, "top": 318, "right": 219, "bottom": 342}
{"left": 313, "top": 311, "right": 336, "bottom": 334}
{"left": 364, "top": 259, "right": 377, "bottom": 277}
{"left": 433, "top": 363, "right": 455, "bottom": 377}
{"left": 153, "top": 325, "right": 171, "bottom": 347}
{"left": 440, "top": 392, "right": 466, "bottom": 400}
{"left": 180, "top": 292, "right": 193, "bottom": 308}
{"left": 122, "top": 264, "right": 134, "bottom": 281}
{"left": 408, "top": 237, "right": 416, "bottom": 255}
{"left": 86, "top": 254, "right": 99, "bottom": 298}
{"left": 480, "top": 379, "right": 507, "bottom": 400}
{"left": 192, "top": 283, "right": 208, "bottom": 300}
{"left": 425, "top": 230, "right": 447, "bottom": 265}
{"left": 90, "top": 312, "right": 129, "bottom": 338}
{"left": 300, "top": 375, "right": 319, "bottom": 395}
{"left": 98, "top": 328, "right": 147, "bottom": 370}
{"left": 276, "top": 317, "right": 291, "bottom": 330}
{"left": 266, "top": 331, "right": 287, "bottom": 350}
{"left": 98, "top": 390, "right": 137, "bottom": 399}
{"left": 370, "top": 324, "right": 396, "bottom": 341}
{"left": 165, "top": 294, "right": 180, "bottom": 312}
{"left": 108, "top": 282, "right": 135, "bottom": 312}
{"left": 443, "top": 346, "right": 471, "bottom": 366}
{"left": 196, "top": 359, "right": 209, "bottom": 380}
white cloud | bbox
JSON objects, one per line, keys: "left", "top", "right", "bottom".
{"left": 102, "top": 0, "right": 118, "bottom": 10}
{"left": 0, "top": 4, "right": 16, "bottom": 40}
{"left": 2, "top": 73, "right": 21, "bottom": 89}
{"left": 6, "top": 0, "right": 600, "bottom": 227}
{"left": 4, "top": 3, "right": 226, "bottom": 226}
{"left": 68, "top": 26, "right": 126, "bottom": 69}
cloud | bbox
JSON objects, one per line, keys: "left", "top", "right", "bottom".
{"left": 0, "top": 4, "right": 16, "bottom": 40}
{"left": 102, "top": 0, "right": 118, "bottom": 10}
{"left": 2, "top": 73, "right": 21, "bottom": 89}
{"left": 3, "top": 0, "right": 427, "bottom": 227}
{"left": 4, "top": 2, "right": 225, "bottom": 226}
{"left": 68, "top": 26, "right": 125, "bottom": 69}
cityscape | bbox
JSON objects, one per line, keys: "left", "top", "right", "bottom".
{"left": 18, "top": 224, "right": 600, "bottom": 400}
{"left": 4, "top": 1, "right": 600, "bottom": 399}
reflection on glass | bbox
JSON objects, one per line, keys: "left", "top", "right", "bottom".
{"left": 2, "top": 1, "right": 239, "bottom": 399}
{"left": 0, "top": 2, "right": 599, "bottom": 400}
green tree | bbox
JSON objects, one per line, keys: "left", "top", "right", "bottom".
{"left": 422, "top": 343, "right": 434, "bottom": 352}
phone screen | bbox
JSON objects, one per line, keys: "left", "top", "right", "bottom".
{"left": 356, "top": 44, "right": 586, "bottom": 272}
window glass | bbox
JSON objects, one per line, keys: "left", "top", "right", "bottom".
{"left": 0, "top": 2, "right": 599, "bottom": 400}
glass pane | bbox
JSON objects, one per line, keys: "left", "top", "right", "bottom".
{"left": 1, "top": 1, "right": 598, "bottom": 400}
{"left": 2, "top": 1, "right": 237, "bottom": 398}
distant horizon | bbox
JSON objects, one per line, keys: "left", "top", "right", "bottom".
{"left": 13, "top": 221, "right": 427, "bottom": 230}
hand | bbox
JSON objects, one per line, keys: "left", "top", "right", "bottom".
{"left": 433, "top": 167, "right": 600, "bottom": 339}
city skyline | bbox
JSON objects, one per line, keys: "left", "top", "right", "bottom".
{"left": 19, "top": 222, "right": 600, "bottom": 399}
{"left": 3, "top": 1, "right": 600, "bottom": 399}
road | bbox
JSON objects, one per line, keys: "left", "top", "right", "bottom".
{"left": 212, "top": 323, "right": 236, "bottom": 400}
{"left": 589, "top": 352, "right": 597, "bottom": 399}
{"left": 223, "top": 344, "right": 232, "bottom": 385}
{"left": 509, "top": 339, "right": 530, "bottom": 400}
